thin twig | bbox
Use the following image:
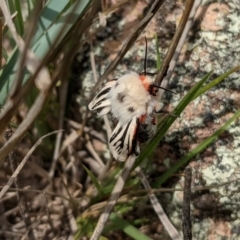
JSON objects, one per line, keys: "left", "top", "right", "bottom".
{"left": 0, "top": 93, "right": 54, "bottom": 165}
{"left": 3, "top": 128, "right": 35, "bottom": 240}
{"left": 135, "top": 167, "right": 182, "bottom": 240}
{"left": 158, "top": 0, "right": 201, "bottom": 98}
{"left": 165, "top": 0, "right": 201, "bottom": 83}
{"left": 155, "top": 0, "right": 194, "bottom": 86}
{"left": 182, "top": 167, "right": 192, "bottom": 240}
{"left": 9, "top": 1, "right": 42, "bottom": 98}
{"left": 85, "top": 134, "right": 105, "bottom": 168}
{"left": 49, "top": 80, "right": 68, "bottom": 178}
{"left": 1, "top": 175, "right": 238, "bottom": 203}
{"left": 0, "top": 7, "right": 2, "bottom": 69}
{"left": 0, "top": 130, "right": 62, "bottom": 200}
{"left": 0, "top": 186, "right": 70, "bottom": 202}
{"left": 90, "top": 155, "right": 136, "bottom": 240}
{"left": 90, "top": 41, "right": 112, "bottom": 140}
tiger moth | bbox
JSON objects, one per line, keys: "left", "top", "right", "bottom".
{"left": 88, "top": 39, "right": 173, "bottom": 161}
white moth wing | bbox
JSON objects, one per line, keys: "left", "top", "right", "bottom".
{"left": 88, "top": 80, "right": 116, "bottom": 115}
{"left": 109, "top": 116, "right": 140, "bottom": 161}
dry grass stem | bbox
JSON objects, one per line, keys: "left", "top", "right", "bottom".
{"left": 89, "top": 42, "right": 112, "bottom": 138}
{"left": 155, "top": 0, "right": 194, "bottom": 87}
{"left": 3, "top": 128, "right": 35, "bottom": 240}
{"left": 182, "top": 167, "right": 192, "bottom": 240}
{"left": 0, "top": 186, "right": 70, "bottom": 202}
{"left": 135, "top": 167, "right": 182, "bottom": 240}
{"left": 90, "top": 155, "right": 136, "bottom": 240}
{"left": 158, "top": 0, "right": 201, "bottom": 100}
{"left": 49, "top": 80, "right": 68, "bottom": 178}
{"left": 86, "top": 134, "right": 105, "bottom": 168}
{"left": 0, "top": 130, "right": 62, "bottom": 200}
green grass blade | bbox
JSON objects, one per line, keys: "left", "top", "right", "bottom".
{"left": 14, "top": 0, "right": 24, "bottom": 36}
{"left": 6, "top": 1, "right": 15, "bottom": 18}
{"left": 31, "top": 0, "right": 92, "bottom": 57}
{"left": 153, "top": 107, "right": 240, "bottom": 187}
{"left": 108, "top": 213, "right": 152, "bottom": 240}
{"left": 6, "top": 0, "right": 23, "bottom": 36}
{"left": 155, "top": 34, "right": 161, "bottom": 70}
{"left": 0, "top": 47, "right": 19, "bottom": 105}
{"left": 194, "top": 65, "right": 240, "bottom": 100}
{"left": 82, "top": 165, "right": 103, "bottom": 196}
{"left": 26, "top": 0, "right": 34, "bottom": 16}
{"left": 135, "top": 71, "right": 213, "bottom": 167}
{"left": 6, "top": 1, "right": 17, "bottom": 39}
{"left": 2, "top": 47, "right": 9, "bottom": 61}
{"left": 30, "top": 0, "right": 70, "bottom": 44}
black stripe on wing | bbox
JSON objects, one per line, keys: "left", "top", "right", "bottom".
{"left": 109, "top": 117, "right": 140, "bottom": 161}
{"left": 88, "top": 80, "right": 116, "bottom": 113}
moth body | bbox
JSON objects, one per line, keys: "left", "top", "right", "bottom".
{"left": 88, "top": 71, "right": 161, "bottom": 161}
{"left": 109, "top": 72, "right": 156, "bottom": 125}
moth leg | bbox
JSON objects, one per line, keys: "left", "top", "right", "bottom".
{"left": 155, "top": 110, "right": 178, "bottom": 117}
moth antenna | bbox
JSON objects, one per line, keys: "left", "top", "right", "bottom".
{"left": 144, "top": 36, "right": 147, "bottom": 75}
{"left": 145, "top": 72, "right": 157, "bottom": 76}
{"left": 151, "top": 84, "right": 176, "bottom": 95}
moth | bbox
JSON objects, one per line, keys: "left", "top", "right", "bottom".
{"left": 88, "top": 39, "right": 173, "bottom": 161}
